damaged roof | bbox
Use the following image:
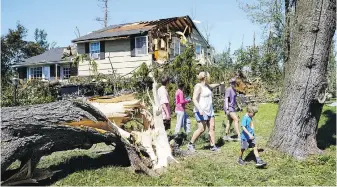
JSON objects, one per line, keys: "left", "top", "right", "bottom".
{"left": 72, "top": 15, "right": 199, "bottom": 43}
{"left": 13, "top": 47, "right": 73, "bottom": 67}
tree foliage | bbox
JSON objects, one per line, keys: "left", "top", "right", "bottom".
{"left": 1, "top": 23, "right": 52, "bottom": 85}
{"left": 34, "top": 28, "right": 51, "bottom": 51}
{"left": 1, "top": 24, "right": 56, "bottom": 107}
{"left": 238, "top": 0, "right": 285, "bottom": 92}
{"left": 238, "top": 0, "right": 284, "bottom": 35}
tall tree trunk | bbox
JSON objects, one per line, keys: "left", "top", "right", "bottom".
{"left": 283, "top": 0, "right": 291, "bottom": 66}
{"left": 267, "top": 0, "right": 336, "bottom": 159}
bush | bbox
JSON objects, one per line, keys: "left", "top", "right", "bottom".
{"left": 1, "top": 79, "right": 57, "bottom": 107}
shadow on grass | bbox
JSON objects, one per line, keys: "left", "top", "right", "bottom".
{"left": 316, "top": 110, "right": 336, "bottom": 150}
{"left": 3, "top": 147, "right": 131, "bottom": 186}
{"left": 216, "top": 138, "right": 225, "bottom": 147}
{"left": 244, "top": 149, "right": 265, "bottom": 162}
{"left": 40, "top": 147, "right": 130, "bottom": 186}
{"left": 201, "top": 138, "right": 226, "bottom": 150}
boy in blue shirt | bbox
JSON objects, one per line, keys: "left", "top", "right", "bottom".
{"left": 238, "top": 106, "right": 267, "bottom": 167}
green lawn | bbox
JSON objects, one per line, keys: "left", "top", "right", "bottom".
{"left": 13, "top": 103, "right": 336, "bottom": 186}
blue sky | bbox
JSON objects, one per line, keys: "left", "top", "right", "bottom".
{"left": 2, "top": 0, "right": 262, "bottom": 53}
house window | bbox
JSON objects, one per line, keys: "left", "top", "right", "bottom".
{"left": 135, "top": 36, "right": 147, "bottom": 56}
{"left": 195, "top": 44, "right": 202, "bottom": 59}
{"left": 196, "top": 44, "right": 201, "bottom": 55}
{"left": 173, "top": 38, "right": 180, "bottom": 56}
{"left": 90, "top": 42, "right": 100, "bottom": 58}
{"left": 30, "top": 67, "right": 42, "bottom": 79}
{"left": 63, "top": 66, "right": 70, "bottom": 79}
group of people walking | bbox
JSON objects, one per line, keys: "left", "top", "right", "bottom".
{"left": 157, "top": 71, "right": 267, "bottom": 167}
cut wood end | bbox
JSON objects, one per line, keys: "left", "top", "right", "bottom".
{"left": 64, "top": 119, "right": 113, "bottom": 132}
{"left": 89, "top": 94, "right": 137, "bottom": 103}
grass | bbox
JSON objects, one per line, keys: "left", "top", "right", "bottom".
{"left": 8, "top": 103, "right": 336, "bottom": 186}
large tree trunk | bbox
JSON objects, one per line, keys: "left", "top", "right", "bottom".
{"left": 1, "top": 83, "right": 176, "bottom": 185}
{"left": 267, "top": 0, "right": 336, "bottom": 159}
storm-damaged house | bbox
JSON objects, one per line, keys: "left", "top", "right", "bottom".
{"left": 12, "top": 47, "right": 77, "bottom": 81}
{"left": 71, "top": 15, "right": 214, "bottom": 76}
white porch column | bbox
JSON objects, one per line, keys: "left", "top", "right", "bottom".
{"left": 60, "top": 66, "right": 64, "bottom": 80}
{"left": 55, "top": 64, "right": 58, "bottom": 80}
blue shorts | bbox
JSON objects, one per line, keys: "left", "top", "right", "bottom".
{"left": 194, "top": 112, "right": 214, "bottom": 121}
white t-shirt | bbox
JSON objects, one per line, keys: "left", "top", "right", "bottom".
{"left": 157, "top": 86, "right": 171, "bottom": 119}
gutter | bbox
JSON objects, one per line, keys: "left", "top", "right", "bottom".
{"left": 12, "top": 61, "right": 73, "bottom": 68}
{"left": 72, "top": 36, "right": 130, "bottom": 44}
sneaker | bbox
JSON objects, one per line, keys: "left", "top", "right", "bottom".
{"left": 256, "top": 159, "right": 267, "bottom": 167}
{"left": 187, "top": 143, "right": 196, "bottom": 152}
{"left": 227, "top": 136, "right": 234, "bottom": 141}
{"left": 237, "top": 158, "right": 246, "bottom": 165}
{"left": 210, "top": 146, "right": 220, "bottom": 152}
{"left": 223, "top": 136, "right": 229, "bottom": 141}
{"left": 234, "top": 137, "right": 241, "bottom": 142}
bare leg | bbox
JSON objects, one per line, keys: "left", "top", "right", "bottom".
{"left": 190, "top": 121, "right": 207, "bottom": 144}
{"left": 239, "top": 149, "right": 245, "bottom": 158}
{"left": 208, "top": 117, "right": 216, "bottom": 146}
{"left": 225, "top": 114, "right": 233, "bottom": 135}
{"left": 253, "top": 146, "right": 260, "bottom": 158}
{"left": 237, "top": 149, "right": 246, "bottom": 164}
{"left": 230, "top": 112, "right": 240, "bottom": 137}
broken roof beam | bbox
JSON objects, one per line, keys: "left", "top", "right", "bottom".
{"left": 175, "top": 19, "right": 184, "bottom": 30}
{"left": 155, "top": 18, "right": 175, "bottom": 30}
{"left": 179, "top": 18, "right": 192, "bottom": 35}
{"left": 169, "top": 21, "right": 181, "bottom": 31}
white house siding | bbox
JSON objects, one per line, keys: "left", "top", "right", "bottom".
{"left": 77, "top": 43, "right": 85, "bottom": 54}
{"left": 77, "top": 39, "right": 152, "bottom": 76}
{"left": 187, "top": 28, "right": 210, "bottom": 65}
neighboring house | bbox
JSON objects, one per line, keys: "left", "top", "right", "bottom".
{"left": 72, "top": 15, "right": 213, "bottom": 76}
{"left": 12, "top": 47, "right": 77, "bottom": 81}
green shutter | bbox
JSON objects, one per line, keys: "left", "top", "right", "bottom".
{"left": 100, "top": 41, "right": 105, "bottom": 60}
{"left": 130, "top": 37, "right": 136, "bottom": 57}
{"left": 85, "top": 42, "right": 89, "bottom": 54}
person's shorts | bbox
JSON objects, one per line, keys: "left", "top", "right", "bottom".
{"left": 241, "top": 139, "right": 256, "bottom": 150}
{"left": 163, "top": 119, "right": 171, "bottom": 130}
{"left": 194, "top": 112, "right": 214, "bottom": 122}
{"left": 224, "top": 107, "right": 236, "bottom": 113}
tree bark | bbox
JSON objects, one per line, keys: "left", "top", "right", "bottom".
{"left": 268, "top": 0, "right": 336, "bottom": 159}
{"left": 283, "top": 0, "right": 291, "bottom": 65}
{"left": 1, "top": 98, "right": 159, "bottom": 185}
{"left": 149, "top": 77, "right": 177, "bottom": 170}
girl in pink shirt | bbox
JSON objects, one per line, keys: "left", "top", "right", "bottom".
{"left": 174, "top": 81, "right": 191, "bottom": 135}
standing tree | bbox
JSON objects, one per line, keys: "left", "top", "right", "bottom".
{"left": 239, "top": 0, "right": 284, "bottom": 84}
{"left": 1, "top": 24, "right": 56, "bottom": 107}
{"left": 327, "top": 37, "right": 336, "bottom": 97}
{"left": 201, "top": 21, "right": 214, "bottom": 44}
{"left": 1, "top": 24, "right": 46, "bottom": 85}
{"left": 95, "top": 0, "right": 109, "bottom": 27}
{"left": 267, "top": 0, "right": 336, "bottom": 158}
{"left": 34, "top": 29, "right": 49, "bottom": 51}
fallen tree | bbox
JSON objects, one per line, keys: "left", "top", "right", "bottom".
{"left": 1, "top": 80, "right": 177, "bottom": 185}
